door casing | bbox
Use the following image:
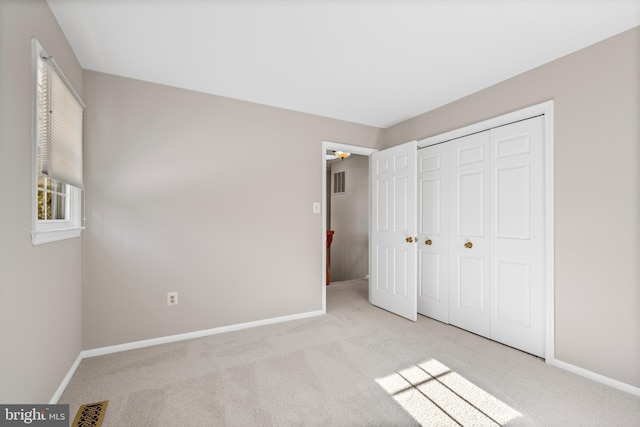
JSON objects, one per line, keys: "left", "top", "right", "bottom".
{"left": 321, "top": 141, "right": 377, "bottom": 313}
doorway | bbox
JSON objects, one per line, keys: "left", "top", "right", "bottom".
{"left": 321, "top": 141, "right": 377, "bottom": 313}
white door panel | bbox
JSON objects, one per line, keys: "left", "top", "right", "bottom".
{"left": 417, "top": 144, "right": 449, "bottom": 322}
{"left": 458, "top": 171, "right": 486, "bottom": 237}
{"left": 490, "top": 116, "right": 545, "bottom": 357}
{"left": 458, "top": 254, "right": 486, "bottom": 312}
{"left": 420, "top": 251, "right": 440, "bottom": 298}
{"left": 449, "top": 131, "right": 491, "bottom": 338}
{"left": 421, "top": 179, "right": 441, "bottom": 233}
{"left": 495, "top": 259, "right": 530, "bottom": 326}
{"left": 371, "top": 141, "right": 417, "bottom": 321}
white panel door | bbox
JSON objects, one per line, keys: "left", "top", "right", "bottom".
{"left": 417, "top": 144, "right": 450, "bottom": 323}
{"left": 490, "top": 116, "right": 545, "bottom": 357}
{"left": 449, "top": 132, "right": 491, "bottom": 338}
{"left": 370, "top": 141, "right": 417, "bottom": 321}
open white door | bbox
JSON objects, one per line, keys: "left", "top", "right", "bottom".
{"left": 370, "top": 141, "right": 417, "bottom": 321}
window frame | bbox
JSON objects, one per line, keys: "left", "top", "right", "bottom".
{"left": 31, "top": 39, "right": 84, "bottom": 245}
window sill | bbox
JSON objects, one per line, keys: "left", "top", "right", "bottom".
{"left": 31, "top": 227, "right": 84, "bottom": 245}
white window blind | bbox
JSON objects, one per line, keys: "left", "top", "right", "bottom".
{"left": 31, "top": 39, "right": 84, "bottom": 245}
{"left": 38, "top": 54, "right": 84, "bottom": 189}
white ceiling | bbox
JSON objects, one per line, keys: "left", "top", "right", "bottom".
{"left": 47, "top": 0, "right": 640, "bottom": 128}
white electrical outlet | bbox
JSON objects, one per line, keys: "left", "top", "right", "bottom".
{"left": 167, "top": 292, "right": 178, "bottom": 306}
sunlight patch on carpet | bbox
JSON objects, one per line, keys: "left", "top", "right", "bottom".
{"left": 376, "top": 359, "right": 521, "bottom": 426}
{"left": 72, "top": 401, "right": 108, "bottom": 427}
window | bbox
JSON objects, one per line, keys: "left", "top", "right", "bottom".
{"left": 31, "top": 39, "right": 84, "bottom": 245}
{"left": 37, "top": 175, "right": 66, "bottom": 220}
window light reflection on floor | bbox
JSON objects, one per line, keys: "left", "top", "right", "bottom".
{"left": 375, "top": 359, "right": 522, "bottom": 426}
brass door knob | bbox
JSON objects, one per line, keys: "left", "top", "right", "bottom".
{"left": 464, "top": 241, "right": 473, "bottom": 249}
{"left": 405, "top": 237, "right": 414, "bottom": 243}
{"left": 425, "top": 239, "right": 432, "bottom": 245}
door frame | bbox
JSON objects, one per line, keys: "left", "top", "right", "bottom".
{"left": 321, "top": 141, "right": 378, "bottom": 313}
{"left": 416, "top": 100, "right": 555, "bottom": 362}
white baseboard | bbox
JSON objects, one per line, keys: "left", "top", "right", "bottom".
{"left": 82, "top": 310, "right": 323, "bottom": 358}
{"left": 49, "top": 352, "right": 83, "bottom": 404}
{"left": 53, "top": 310, "right": 639, "bottom": 402}
{"left": 548, "top": 358, "right": 640, "bottom": 397}
{"left": 52, "top": 310, "right": 323, "bottom": 402}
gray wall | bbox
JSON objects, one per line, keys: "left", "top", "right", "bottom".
{"left": 82, "top": 70, "right": 383, "bottom": 349}
{"left": 384, "top": 27, "right": 640, "bottom": 388}
{"left": 328, "top": 155, "right": 369, "bottom": 282}
{"left": 0, "top": 0, "right": 83, "bottom": 402}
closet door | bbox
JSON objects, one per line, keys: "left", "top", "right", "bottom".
{"left": 370, "top": 141, "right": 418, "bottom": 321}
{"left": 417, "top": 144, "right": 450, "bottom": 323}
{"left": 490, "top": 116, "right": 545, "bottom": 357}
{"left": 449, "top": 131, "right": 491, "bottom": 338}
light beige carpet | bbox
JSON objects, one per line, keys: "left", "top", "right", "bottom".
{"left": 60, "top": 279, "right": 640, "bottom": 426}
